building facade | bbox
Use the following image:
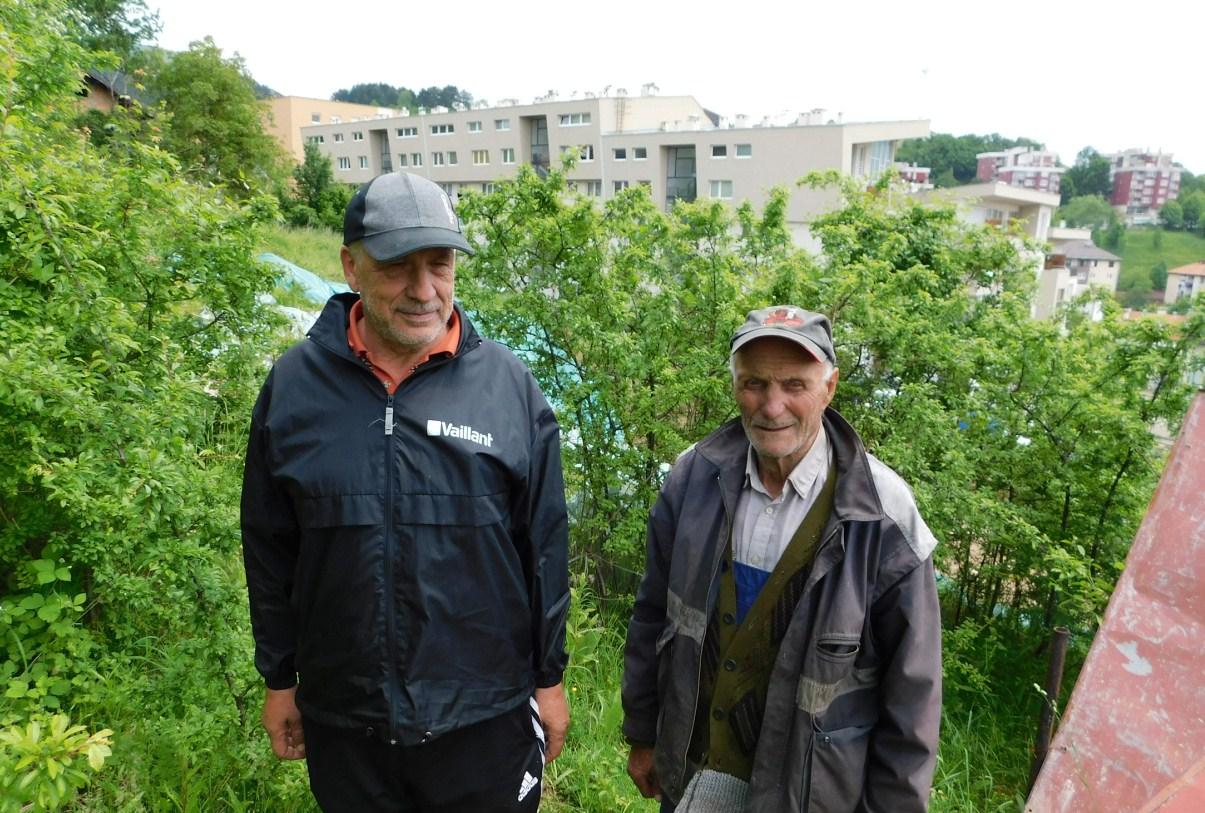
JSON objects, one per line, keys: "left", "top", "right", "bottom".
{"left": 1107, "top": 149, "right": 1182, "bottom": 224}
{"left": 975, "top": 146, "right": 1063, "bottom": 195}
{"left": 1165, "top": 262, "right": 1205, "bottom": 304}
{"left": 266, "top": 96, "right": 400, "bottom": 161}
{"left": 300, "top": 92, "right": 928, "bottom": 242}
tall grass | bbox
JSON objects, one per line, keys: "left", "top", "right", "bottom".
{"left": 257, "top": 224, "right": 345, "bottom": 282}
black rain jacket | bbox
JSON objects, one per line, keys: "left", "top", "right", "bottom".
{"left": 241, "top": 294, "right": 569, "bottom": 744}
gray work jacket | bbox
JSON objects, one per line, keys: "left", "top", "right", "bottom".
{"left": 622, "top": 410, "right": 941, "bottom": 812}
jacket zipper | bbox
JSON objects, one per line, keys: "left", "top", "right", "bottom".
{"left": 382, "top": 393, "right": 402, "bottom": 744}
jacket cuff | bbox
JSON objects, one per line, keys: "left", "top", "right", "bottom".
{"left": 623, "top": 716, "right": 658, "bottom": 746}
{"left": 535, "top": 671, "right": 564, "bottom": 689}
{"left": 264, "top": 672, "right": 297, "bottom": 691}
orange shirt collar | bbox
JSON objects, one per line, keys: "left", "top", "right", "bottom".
{"left": 347, "top": 300, "right": 461, "bottom": 393}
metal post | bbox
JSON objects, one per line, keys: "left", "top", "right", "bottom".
{"left": 1029, "top": 626, "right": 1071, "bottom": 791}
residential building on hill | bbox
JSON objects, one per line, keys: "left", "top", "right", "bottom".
{"left": 1039, "top": 238, "right": 1122, "bottom": 320}
{"left": 300, "top": 91, "right": 928, "bottom": 244}
{"left": 1107, "top": 149, "right": 1182, "bottom": 225}
{"left": 975, "top": 146, "right": 1063, "bottom": 195}
{"left": 266, "top": 96, "right": 400, "bottom": 161}
{"left": 1165, "top": 262, "right": 1205, "bottom": 304}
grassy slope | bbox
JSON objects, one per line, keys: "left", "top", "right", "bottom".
{"left": 257, "top": 224, "right": 345, "bottom": 282}
{"left": 1119, "top": 227, "right": 1205, "bottom": 289}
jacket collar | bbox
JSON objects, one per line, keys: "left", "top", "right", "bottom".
{"left": 306, "top": 293, "right": 481, "bottom": 362}
{"left": 694, "top": 408, "right": 883, "bottom": 523}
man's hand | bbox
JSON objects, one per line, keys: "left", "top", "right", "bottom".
{"left": 534, "top": 682, "right": 570, "bottom": 763}
{"left": 627, "top": 743, "right": 661, "bottom": 799}
{"left": 262, "top": 686, "right": 306, "bottom": 760}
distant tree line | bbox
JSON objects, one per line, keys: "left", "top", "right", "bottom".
{"left": 895, "top": 132, "right": 1042, "bottom": 187}
{"left": 332, "top": 82, "right": 475, "bottom": 112}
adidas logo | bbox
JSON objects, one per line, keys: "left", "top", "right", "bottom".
{"left": 426, "top": 419, "right": 493, "bottom": 447}
{"left": 517, "top": 770, "right": 539, "bottom": 802}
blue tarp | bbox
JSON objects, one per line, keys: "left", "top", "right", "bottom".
{"left": 259, "top": 252, "right": 349, "bottom": 304}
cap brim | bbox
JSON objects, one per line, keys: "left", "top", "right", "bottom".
{"left": 361, "top": 226, "right": 474, "bottom": 262}
{"left": 730, "top": 328, "right": 826, "bottom": 363}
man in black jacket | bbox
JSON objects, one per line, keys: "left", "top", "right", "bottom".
{"left": 241, "top": 172, "right": 571, "bottom": 812}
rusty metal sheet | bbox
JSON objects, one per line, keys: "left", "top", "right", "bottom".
{"left": 1027, "top": 391, "right": 1205, "bottom": 812}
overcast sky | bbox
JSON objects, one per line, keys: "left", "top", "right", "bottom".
{"left": 149, "top": 0, "right": 1204, "bottom": 173}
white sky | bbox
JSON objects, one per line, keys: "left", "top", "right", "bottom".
{"left": 149, "top": 0, "right": 1204, "bottom": 173}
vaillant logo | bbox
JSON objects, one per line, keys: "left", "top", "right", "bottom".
{"left": 427, "top": 419, "right": 494, "bottom": 447}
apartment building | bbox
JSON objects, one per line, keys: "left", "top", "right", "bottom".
{"left": 300, "top": 92, "right": 928, "bottom": 242}
{"left": 918, "top": 182, "right": 1071, "bottom": 318}
{"left": 1107, "top": 149, "right": 1182, "bottom": 224}
{"left": 266, "top": 96, "right": 400, "bottom": 161}
{"left": 975, "top": 146, "right": 1063, "bottom": 196}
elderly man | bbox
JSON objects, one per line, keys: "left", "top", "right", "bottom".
{"left": 622, "top": 306, "right": 941, "bottom": 812}
{"left": 241, "top": 172, "right": 570, "bottom": 812}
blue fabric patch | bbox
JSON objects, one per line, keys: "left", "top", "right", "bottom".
{"left": 733, "top": 561, "right": 771, "bottom": 623}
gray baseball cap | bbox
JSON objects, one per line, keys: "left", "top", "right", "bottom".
{"left": 730, "top": 305, "right": 836, "bottom": 366}
{"left": 343, "top": 172, "right": 473, "bottom": 262}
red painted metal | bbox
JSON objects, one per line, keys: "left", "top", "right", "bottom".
{"left": 1026, "top": 392, "right": 1205, "bottom": 812}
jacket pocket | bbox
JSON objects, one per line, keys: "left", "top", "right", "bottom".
{"left": 806, "top": 721, "right": 872, "bottom": 813}
{"left": 296, "top": 493, "right": 383, "bottom": 528}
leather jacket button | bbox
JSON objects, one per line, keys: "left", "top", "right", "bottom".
{"left": 365, "top": 726, "right": 375, "bottom": 737}
{"left": 712, "top": 708, "right": 725, "bottom": 721}
{"left": 723, "top": 659, "right": 737, "bottom": 672}
{"left": 722, "top": 612, "right": 735, "bottom": 625}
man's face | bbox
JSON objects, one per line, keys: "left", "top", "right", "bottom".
{"left": 733, "top": 337, "right": 837, "bottom": 475}
{"left": 341, "top": 245, "right": 455, "bottom": 355}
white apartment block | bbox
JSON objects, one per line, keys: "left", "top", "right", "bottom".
{"left": 267, "top": 96, "right": 400, "bottom": 161}
{"left": 300, "top": 93, "right": 928, "bottom": 243}
{"left": 918, "top": 182, "right": 1071, "bottom": 318}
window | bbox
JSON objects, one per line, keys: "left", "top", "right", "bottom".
{"left": 711, "top": 145, "right": 727, "bottom": 158}
{"left": 411, "top": 153, "right": 423, "bottom": 167}
{"left": 613, "top": 180, "right": 629, "bottom": 193}
{"left": 579, "top": 144, "right": 595, "bottom": 162}
{"left": 331, "top": 116, "right": 341, "bottom": 124}
{"left": 439, "top": 183, "right": 454, "bottom": 196}
{"left": 495, "top": 118, "right": 510, "bottom": 131}
{"left": 337, "top": 156, "right": 351, "bottom": 170}
{"left": 352, "top": 131, "right": 364, "bottom": 142}
{"left": 468, "top": 121, "right": 482, "bottom": 133}
{"left": 306, "top": 135, "right": 325, "bottom": 144}
{"left": 431, "top": 123, "right": 454, "bottom": 135}
{"left": 585, "top": 181, "right": 602, "bottom": 197}
{"left": 310, "top": 113, "right": 321, "bottom": 123}
{"left": 359, "top": 156, "right": 369, "bottom": 169}
{"left": 473, "top": 150, "right": 489, "bottom": 165}
{"left": 558, "top": 112, "right": 591, "bottom": 126}
{"left": 482, "top": 182, "right": 496, "bottom": 193}
{"left": 448, "top": 151, "right": 458, "bottom": 166}
{"left": 633, "top": 147, "right": 647, "bottom": 160}
{"left": 333, "top": 133, "right": 345, "bottom": 143}
{"left": 501, "top": 148, "right": 515, "bottom": 164}
{"left": 613, "top": 148, "right": 627, "bottom": 160}
{"left": 735, "top": 143, "right": 752, "bottom": 158}
{"left": 397, "top": 127, "right": 418, "bottom": 138}
{"left": 398, "top": 153, "right": 408, "bottom": 167}
{"left": 709, "top": 180, "right": 733, "bottom": 199}
{"left": 433, "top": 152, "right": 445, "bottom": 166}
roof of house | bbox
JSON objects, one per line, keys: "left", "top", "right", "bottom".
{"left": 1168, "top": 261, "right": 1205, "bottom": 278}
{"left": 1061, "top": 240, "right": 1122, "bottom": 262}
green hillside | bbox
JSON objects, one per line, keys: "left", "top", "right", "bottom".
{"left": 1120, "top": 227, "right": 1205, "bottom": 289}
